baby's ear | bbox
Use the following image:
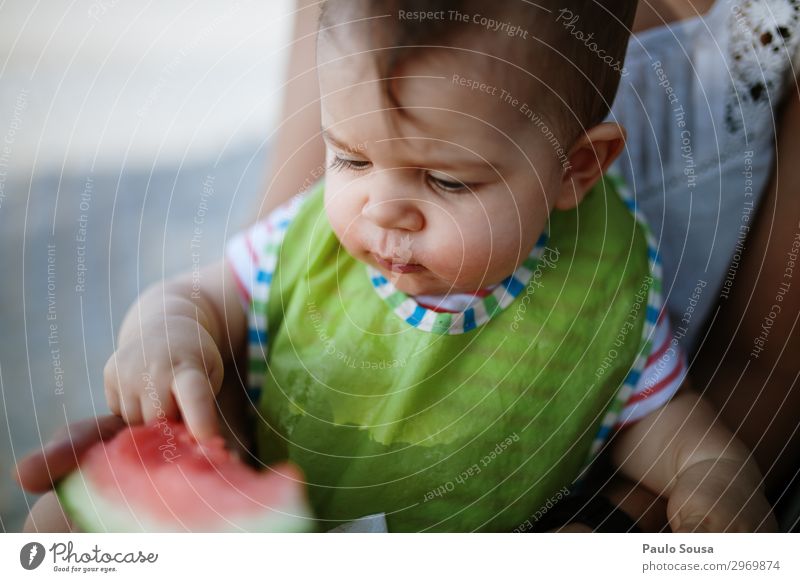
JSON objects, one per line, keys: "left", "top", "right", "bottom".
{"left": 553, "top": 123, "right": 626, "bottom": 211}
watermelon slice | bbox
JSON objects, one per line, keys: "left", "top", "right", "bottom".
{"left": 56, "top": 421, "right": 315, "bottom": 532}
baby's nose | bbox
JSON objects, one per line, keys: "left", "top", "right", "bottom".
{"left": 362, "top": 196, "right": 424, "bottom": 231}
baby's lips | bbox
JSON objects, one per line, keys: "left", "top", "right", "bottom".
{"left": 372, "top": 253, "right": 424, "bottom": 273}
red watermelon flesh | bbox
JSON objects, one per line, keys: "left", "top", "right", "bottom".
{"left": 56, "top": 421, "right": 315, "bottom": 532}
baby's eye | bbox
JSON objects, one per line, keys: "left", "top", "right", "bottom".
{"left": 428, "top": 173, "right": 470, "bottom": 193}
{"left": 328, "top": 155, "right": 371, "bottom": 172}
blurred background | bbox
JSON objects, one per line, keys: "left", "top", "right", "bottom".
{"left": 0, "top": 0, "right": 295, "bottom": 531}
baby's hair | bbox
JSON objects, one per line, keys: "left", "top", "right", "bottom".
{"left": 319, "top": 0, "right": 638, "bottom": 147}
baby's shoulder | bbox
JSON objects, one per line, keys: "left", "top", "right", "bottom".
{"left": 262, "top": 187, "right": 316, "bottom": 239}
{"left": 224, "top": 182, "right": 322, "bottom": 305}
{"left": 550, "top": 173, "right": 649, "bottom": 263}
{"left": 233, "top": 182, "right": 321, "bottom": 259}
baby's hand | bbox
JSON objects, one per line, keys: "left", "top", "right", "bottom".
{"left": 103, "top": 314, "right": 224, "bottom": 441}
{"left": 666, "top": 458, "right": 777, "bottom": 532}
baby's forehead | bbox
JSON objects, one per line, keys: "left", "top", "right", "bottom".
{"left": 320, "top": 57, "right": 530, "bottom": 147}
{"left": 320, "top": 43, "right": 543, "bottom": 141}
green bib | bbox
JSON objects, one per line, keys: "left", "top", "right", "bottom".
{"left": 256, "top": 176, "right": 655, "bottom": 532}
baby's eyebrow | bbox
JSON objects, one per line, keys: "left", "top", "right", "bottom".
{"left": 375, "top": 137, "right": 501, "bottom": 172}
{"left": 322, "top": 126, "right": 502, "bottom": 172}
{"left": 321, "top": 127, "right": 356, "bottom": 152}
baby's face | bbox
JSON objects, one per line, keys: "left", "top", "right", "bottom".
{"left": 319, "top": 39, "right": 566, "bottom": 296}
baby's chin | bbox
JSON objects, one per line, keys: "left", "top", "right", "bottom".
{"left": 384, "top": 269, "right": 494, "bottom": 298}
{"left": 391, "top": 275, "right": 448, "bottom": 297}
{"left": 349, "top": 249, "right": 502, "bottom": 297}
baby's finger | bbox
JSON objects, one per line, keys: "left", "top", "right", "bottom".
{"left": 172, "top": 367, "right": 219, "bottom": 441}
{"left": 140, "top": 382, "right": 178, "bottom": 425}
{"left": 119, "top": 392, "right": 144, "bottom": 426}
{"left": 104, "top": 383, "right": 121, "bottom": 416}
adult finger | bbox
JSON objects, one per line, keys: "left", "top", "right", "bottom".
{"left": 13, "top": 416, "right": 126, "bottom": 493}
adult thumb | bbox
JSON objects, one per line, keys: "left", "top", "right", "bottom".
{"left": 672, "top": 517, "right": 710, "bottom": 533}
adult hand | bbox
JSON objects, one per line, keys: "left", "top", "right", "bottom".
{"left": 666, "top": 459, "right": 777, "bottom": 533}
{"left": 14, "top": 415, "right": 126, "bottom": 533}
{"left": 15, "top": 370, "right": 254, "bottom": 533}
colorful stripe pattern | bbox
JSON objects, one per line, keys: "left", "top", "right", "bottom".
{"left": 224, "top": 193, "right": 307, "bottom": 402}
{"left": 573, "top": 172, "right": 674, "bottom": 484}
{"left": 364, "top": 230, "right": 550, "bottom": 335}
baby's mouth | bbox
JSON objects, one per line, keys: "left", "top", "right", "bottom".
{"left": 371, "top": 253, "right": 425, "bottom": 274}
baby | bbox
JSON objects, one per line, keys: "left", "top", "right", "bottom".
{"left": 94, "top": 0, "right": 773, "bottom": 531}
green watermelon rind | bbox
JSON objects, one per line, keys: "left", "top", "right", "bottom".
{"left": 56, "top": 466, "right": 316, "bottom": 533}
{"left": 56, "top": 470, "right": 104, "bottom": 533}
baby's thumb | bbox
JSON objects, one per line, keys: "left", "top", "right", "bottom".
{"left": 171, "top": 366, "right": 220, "bottom": 442}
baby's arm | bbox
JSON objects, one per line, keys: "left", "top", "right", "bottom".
{"left": 609, "top": 382, "right": 777, "bottom": 532}
{"left": 104, "top": 259, "right": 247, "bottom": 440}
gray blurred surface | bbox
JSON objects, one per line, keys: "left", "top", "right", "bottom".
{"left": 0, "top": 141, "right": 270, "bottom": 532}
{"left": 0, "top": 0, "right": 293, "bottom": 532}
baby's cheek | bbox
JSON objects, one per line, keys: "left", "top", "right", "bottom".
{"left": 325, "top": 187, "right": 359, "bottom": 243}
{"left": 436, "top": 239, "right": 496, "bottom": 288}
{"left": 470, "top": 233, "right": 529, "bottom": 284}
